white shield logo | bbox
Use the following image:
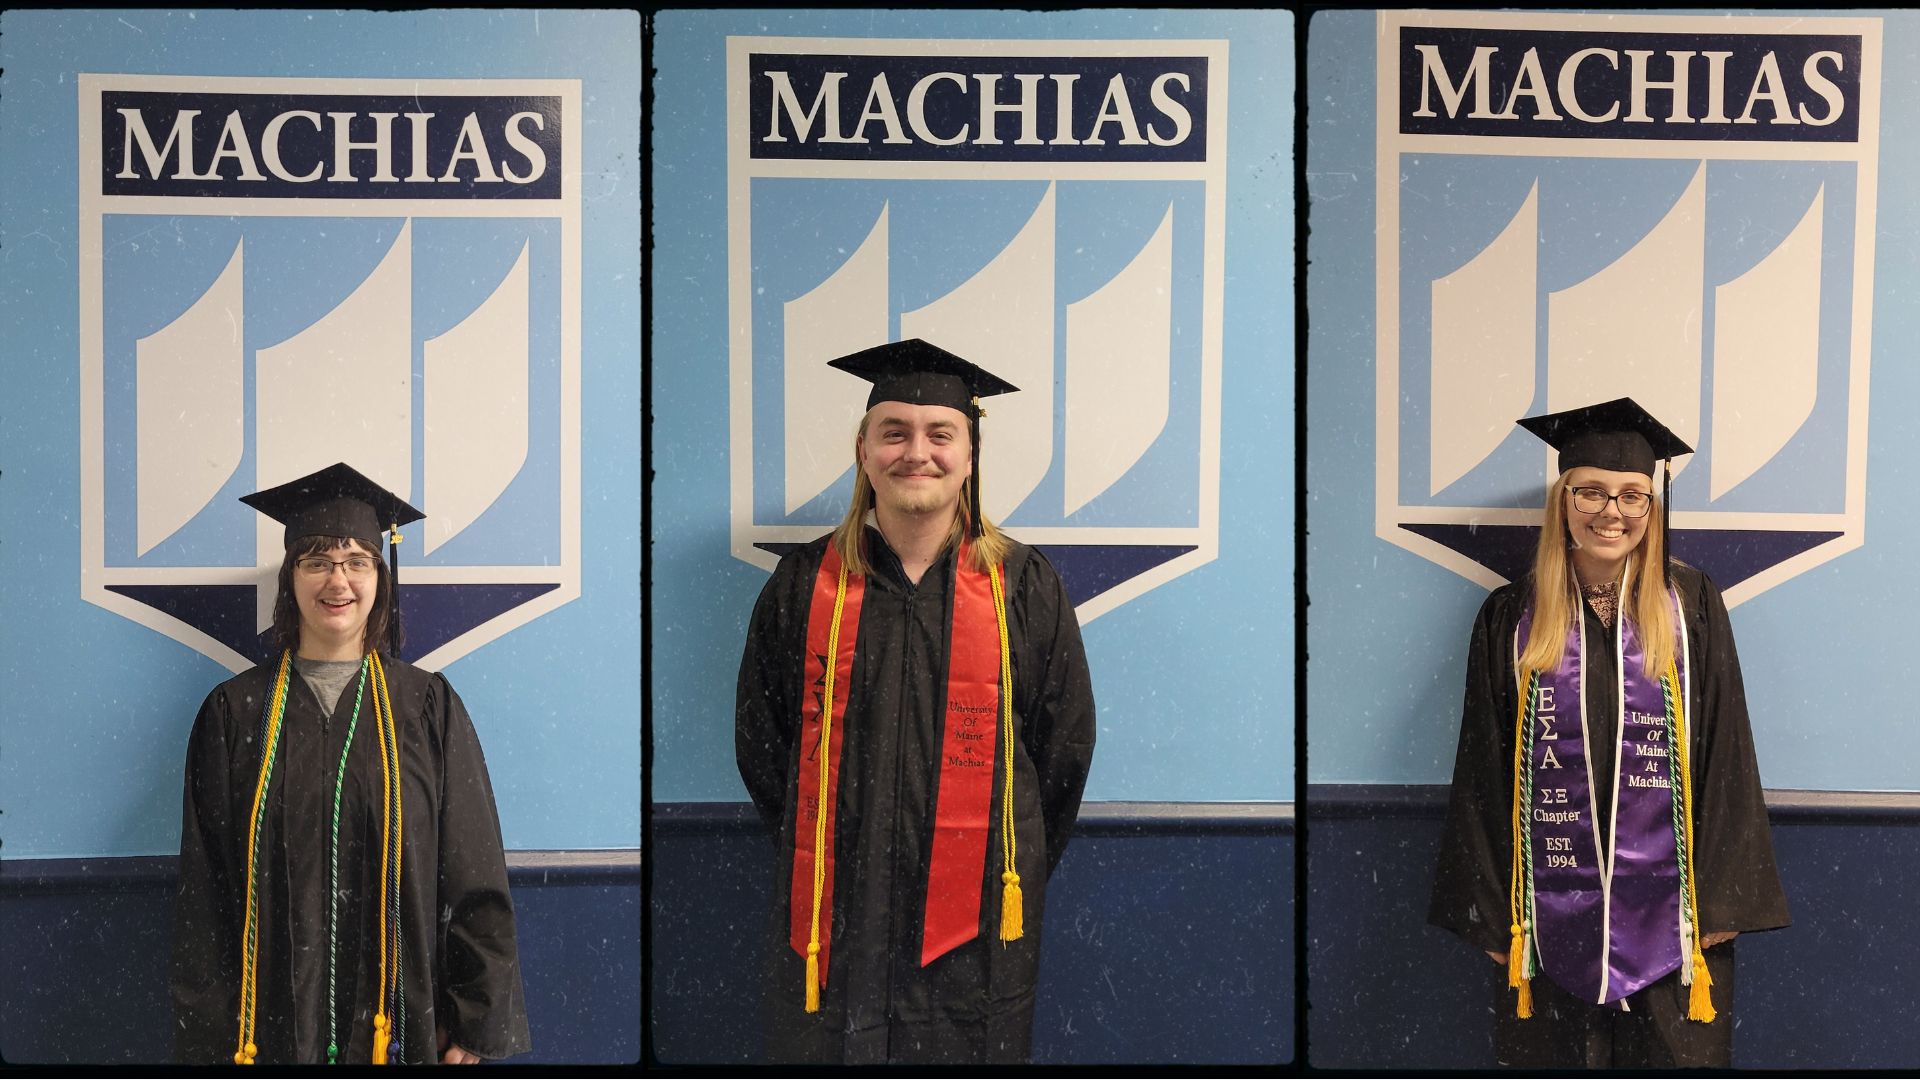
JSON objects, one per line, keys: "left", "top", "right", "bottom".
{"left": 725, "top": 36, "right": 1228, "bottom": 622}
{"left": 1376, "top": 12, "right": 1882, "bottom": 607}
{"left": 79, "top": 74, "right": 582, "bottom": 671}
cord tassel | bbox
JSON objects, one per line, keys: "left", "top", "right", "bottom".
{"left": 805, "top": 943, "right": 822, "bottom": 1013}
{"left": 1686, "top": 941, "right": 1715, "bottom": 1022}
{"left": 999, "top": 871, "right": 1024, "bottom": 941}
{"left": 373, "top": 1014, "right": 390, "bottom": 1064}
{"left": 1515, "top": 978, "right": 1534, "bottom": 1019}
{"left": 1507, "top": 924, "right": 1526, "bottom": 988}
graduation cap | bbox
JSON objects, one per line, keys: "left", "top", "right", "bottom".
{"left": 828, "top": 337, "right": 1019, "bottom": 418}
{"left": 828, "top": 338, "right": 1020, "bottom": 535}
{"left": 240, "top": 463, "right": 423, "bottom": 651}
{"left": 1516, "top": 397, "right": 1694, "bottom": 585}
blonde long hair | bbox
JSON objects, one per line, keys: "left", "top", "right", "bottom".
{"left": 829, "top": 408, "right": 1012, "bottom": 576}
{"left": 1518, "top": 471, "right": 1675, "bottom": 678}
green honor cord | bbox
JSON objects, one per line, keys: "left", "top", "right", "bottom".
{"left": 326, "top": 661, "right": 371, "bottom": 1065}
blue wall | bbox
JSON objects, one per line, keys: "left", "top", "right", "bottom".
{"left": 0, "top": 9, "right": 640, "bottom": 857}
{"left": 1306, "top": 8, "right": 1920, "bottom": 792}
{"left": 1305, "top": 9, "right": 1920, "bottom": 1069}
{"left": 650, "top": 8, "right": 1295, "bottom": 805}
{"left": 0, "top": 7, "right": 639, "bottom": 1065}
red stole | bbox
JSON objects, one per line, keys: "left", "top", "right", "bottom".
{"left": 789, "top": 540, "right": 1005, "bottom": 988}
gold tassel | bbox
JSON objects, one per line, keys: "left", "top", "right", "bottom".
{"left": 1509, "top": 921, "right": 1533, "bottom": 1018}
{"left": 373, "top": 1014, "right": 390, "bottom": 1064}
{"left": 1687, "top": 941, "right": 1715, "bottom": 1022}
{"left": 999, "top": 871, "right": 1024, "bottom": 941}
{"left": 805, "top": 943, "right": 821, "bottom": 1013}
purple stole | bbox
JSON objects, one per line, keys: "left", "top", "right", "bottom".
{"left": 1514, "top": 564, "right": 1693, "bottom": 1006}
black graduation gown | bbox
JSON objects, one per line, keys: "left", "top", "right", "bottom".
{"left": 1429, "top": 562, "right": 1789, "bottom": 1063}
{"left": 171, "top": 654, "right": 532, "bottom": 1064}
{"left": 735, "top": 530, "right": 1096, "bottom": 1064}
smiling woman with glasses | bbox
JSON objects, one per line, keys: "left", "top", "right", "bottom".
{"left": 170, "top": 463, "right": 532, "bottom": 1066}
{"left": 1427, "top": 399, "right": 1789, "bottom": 1069}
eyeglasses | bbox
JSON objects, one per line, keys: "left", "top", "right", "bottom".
{"left": 1568, "top": 487, "right": 1652, "bottom": 519}
{"left": 295, "top": 556, "right": 380, "bottom": 578}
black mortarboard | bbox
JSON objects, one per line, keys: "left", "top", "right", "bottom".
{"left": 827, "top": 339, "right": 1020, "bottom": 537}
{"left": 827, "top": 338, "right": 1019, "bottom": 420}
{"left": 1515, "top": 397, "right": 1693, "bottom": 477}
{"left": 240, "top": 462, "right": 424, "bottom": 549}
{"left": 1516, "top": 397, "right": 1693, "bottom": 586}
{"left": 241, "top": 463, "right": 424, "bottom": 652}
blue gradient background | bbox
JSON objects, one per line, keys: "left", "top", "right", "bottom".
{"left": 652, "top": 9, "right": 1294, "bottom": 803}
{"left": 0, "top": 9, "right": 641, "bottom": 858}
{"left": 1308, "top": 9, "right": 1920, "bottom": 792}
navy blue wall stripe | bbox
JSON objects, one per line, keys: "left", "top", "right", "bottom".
{"left": 0, "top": 851, "right": 638, "bottom": 1065}
{"left": 649, "top": 801, "right": 1294, "bottom": 1065}
{"left": 1307, "top": 784, "right": 1920, "bottom": 1069}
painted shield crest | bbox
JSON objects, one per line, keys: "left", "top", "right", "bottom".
{"left": 79, "top": 74, "right": 582, "bottom": 671}
{"left": 1375, "top": 11, "right": 1882, "bottom": 606}
{"left": 725, "top": 36, "right": 1228, "bottom": 622}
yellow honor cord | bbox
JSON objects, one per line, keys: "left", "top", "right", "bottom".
{"left": 369, "top": 650, "right": 405, "bottom": 1058}
{"left": 236, "top": 650, "right": 293, "bottom": 1064}
{"left": 1667, "top": 656, "right": 1715, "bottom": 1023}
{"left": 381, "top": 654, "right": 404, "bottom": 1022}
{"left": 990, "top": 563, "right": 1021, "bottom": 942}
{"left": 232, "top": 650, "right": 408, "bottom": 1064}
{"left": 1507, "top": 667, "right": 1532, "bottom": 1017}
{"left": 372, "top": 653, "right": 394, "bottom": 1046}
{"left": 805, "top": 561, "right": 849, "bottom": 1013}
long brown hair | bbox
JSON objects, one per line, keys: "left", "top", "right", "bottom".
{"left": 1518, "top": 471, "right": 1675, "bottom": 678}
{"left": 829, "top": 408, "right": 1012, "bottom": 576}
{"left": 270, "top": 535, "right": 397, "bottom": 657}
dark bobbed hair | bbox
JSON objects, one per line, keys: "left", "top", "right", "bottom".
{"left": 270, "top": 535, "right": 397, "bottom": 657}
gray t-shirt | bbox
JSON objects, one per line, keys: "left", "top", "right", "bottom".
{"left": 293, "top": 656, "right": 363, "bottom": 717}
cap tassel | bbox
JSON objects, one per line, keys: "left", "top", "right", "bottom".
{"left": 804, "top": 942, "right": 821, "bottom": 1013}
{"left": 387, "top": 524, "right": 403, "bottom": 656}
{"left": 999, "top": 870, "right": 1024, "bottom": 941}
{"left": 1686, "top": 940, "right": 1716, "bottom": 1022}
{"left": 969, "top": 417, "right": 985, "bottom": 538}
{"left": 1661, "top": 458, "right": 1673, "bottom": 589}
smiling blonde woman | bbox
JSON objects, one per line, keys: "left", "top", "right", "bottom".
{"left": 1428, "top": 399, "right": 1789, "bottom": 1067}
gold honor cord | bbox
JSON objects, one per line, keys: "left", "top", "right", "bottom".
{"left": 801, "top": 556, "right": 1021, "bottom": 1011}
{"left": 384, "top": 651, "right": 404, "bottom": 1061}
{"left": 368, "top": 650, "right": 403, "bottom": 1063}
{"left": 1507, "top": 668, "right": 1536, "bottom": 1019}
{"left": 229, "top": 650, "right": 408, "bottom": 1064}
{"left": 804, "top": 560, "right": 850, "bottom": 1013}
{"left": 386, "top": 652, "right": 405, "bottom": 1061}
{"left": 235, "top": 651, "right": 294, "bottom": 1064}
{"left": 1666, "top": 656, "right": 1714, "bottom": 1022}
{"left": 990, "top": 564, "right": 1021, "bottom": 942}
